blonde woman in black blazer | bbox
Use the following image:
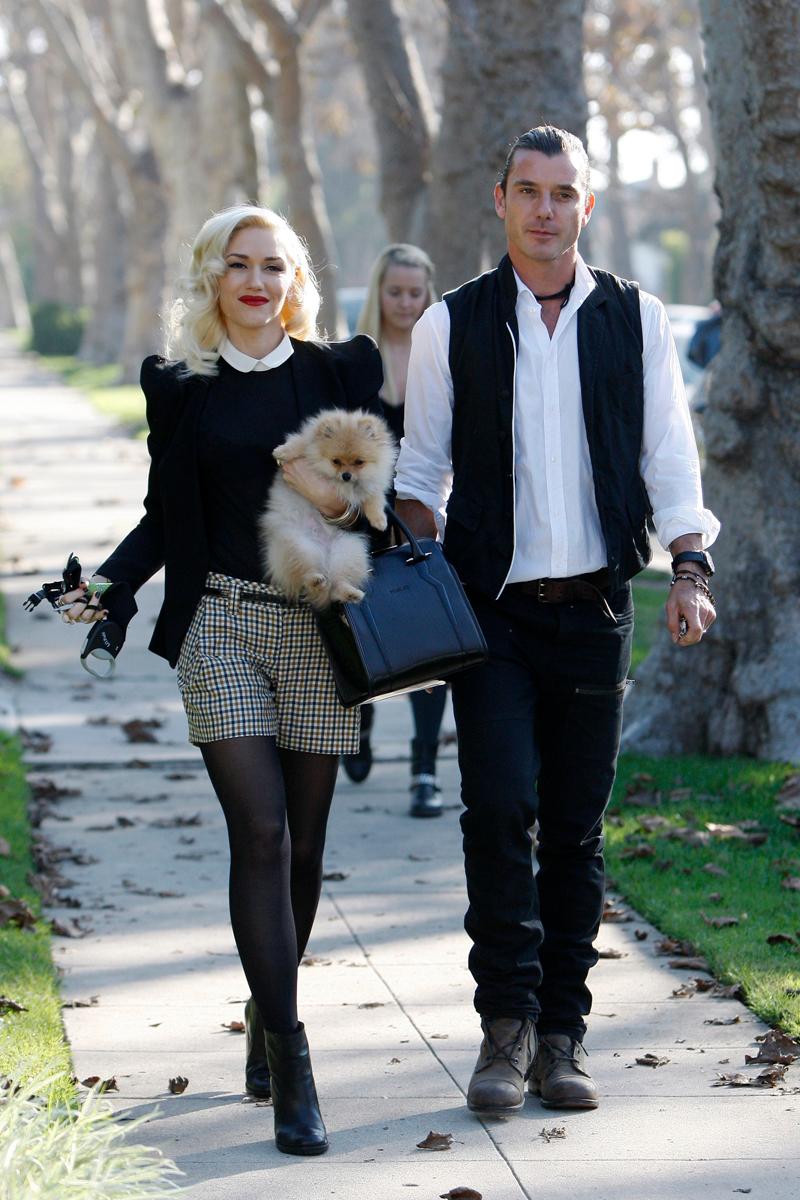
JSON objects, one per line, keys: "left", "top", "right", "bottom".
{"left": 59, "top": 205, "right": 384, "bottom": 1157}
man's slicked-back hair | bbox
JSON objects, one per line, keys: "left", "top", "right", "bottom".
{"left": 499, "top": 125, "right": 591, "bottom": 194}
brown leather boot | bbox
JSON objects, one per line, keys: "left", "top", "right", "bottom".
{"left": 528, "top": 1033, "right": 599, "bottom": 1109}
{"left": 466, "top": 1017, "right": 536, "bottom": 1114}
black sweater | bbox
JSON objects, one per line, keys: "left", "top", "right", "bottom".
{"left": 98, "top": 335, "right": 383, "bottom": 666}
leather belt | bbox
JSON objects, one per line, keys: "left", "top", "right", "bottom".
{"left": 506, "top": 570, "right": 616, "bottom": 620}
{"left": 203, "top": 585, "right": 290, "bottom": 606}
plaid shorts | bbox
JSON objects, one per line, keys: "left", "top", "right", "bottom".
{"left": 176, "top": 572, "right": 360, "bottom": 753}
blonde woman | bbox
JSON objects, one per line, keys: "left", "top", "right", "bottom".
{"left": 342, "top": 245, "right": 447, "bottom": 818}
{"left": 58, "top": 205, "right": 385, "bottom": 1156}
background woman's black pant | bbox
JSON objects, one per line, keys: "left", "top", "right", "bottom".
{"left": 451, "top": 584, "right": 633, "bottom": 1041}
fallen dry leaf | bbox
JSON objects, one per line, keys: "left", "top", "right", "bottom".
{"left": 358, "top": 1002, "right": 384, "bottom": 1009}
{"left": 539, "top": 1126, "right": 567, "bottom": 1142}
{"left": 0, "top": 898, "right": 37, "bottom": 931}
{"left": 745, "top": 1030, "right": 800, "bottom": 1066}
{"left": 221, "top": 1021, "right": 245, "bottom": 1033}
{"left": 602, "top": 901, "right": 632, "bottom": 923}
{"left": 620, "top": 842, "right": 656, "bottom": 860}
{"left": 671, "top": 983, "right": 696, "bottom": 998}
{"left": 637, "top": 815, "right": 671, "bottom": 833}
{"left": 781, "top": 877, "right": 800, "bottom": 891}
{"left": 776, "top": 775, "right": 800, "bottom": 809}
{"left": 300, "top": 955, "right": 332, "bottom": 967}
{"left": 766, "top": 932, "right": 797, "bottom": 946}
{"left": 713, "top": 1064, "right": 787, "bottom": 1088}
{"left": 635, "top": 1054, "right": 670, "bottom": 1068}
{"left": 81, "top": 1076, "right": 118, "bottom": 1092}
{"left": 0, "top": 838, "right": 10, "bottom": 857}
{"left": 149, "top": 813, "right": 202, "bottom": 829}
{"left": 597, "top": 947, "right": 626, "bottom": 959}
{"left": 656, "top": 936, "right": 697, "bottom": 957}
{"left": 417, "top": 1131, "right": 453, "bottom": 1151}
{"left": 62, "top": 997, "right": 100, "bottom": 1009}
{"left": 50, "top": 917, "right": 89, "bottom": 938}
{"left": 668, "top": 957, "right": 709, "bottom": 971}
{"left": 634, "top": 929, "right": 648, "bottom": 940}
{"left": 28, "top": 779, "right": 80, "bottom": 802}
{"left": 20, "top": 729, "right": 53, "bottom": 753}
{"left": 700, "top": 912, "right": 739, "bottom": 929}
{"left": 430, "top": 1033, "right": 449, "bottom": 1039}
{"left": 322, "top": 870, "right": 349, "bottom": 881}
{"left": 388, "top": 1057, "right": 401, "bottom": 1065}
{"left": 165, "top": 772, "right": 194, "bottom": 781}
{"left": 0, "top": 997, "right": 27, "bottom": 1014}
{"left": 439, "top": 1190, "right": 482, "bottom": 1200}
{"left": 702, "top": 863, "right": 728, "bottom": 878}
{"left": 168, "top": 1076, "right": 189, "bottom": 1094}
{"left": 121, "top": 718, "right": 162, "bottom": 743}
{"left": 704, "top": 1016, "right": 740, "bottom": 1026}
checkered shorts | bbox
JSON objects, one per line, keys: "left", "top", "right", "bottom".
{"left": 176, "top": 572, "right": 360, "bottom": 753}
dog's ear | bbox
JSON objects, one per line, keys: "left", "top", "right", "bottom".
{"left": 356, "top": 415, "right": 379, "bottom": 440}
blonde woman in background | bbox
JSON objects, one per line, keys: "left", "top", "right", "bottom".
{"left": 57, "top": 204, "right": 385, "bottom": 1156}
{"left": 342, "top": 244, "right": 449, "bottom": 819}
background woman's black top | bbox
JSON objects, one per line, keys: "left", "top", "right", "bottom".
{"left": 97, "top": 336, "right": 383, "bottom": 667}
{"left": 197, "top": 356, "right": 299, "bottom": 582}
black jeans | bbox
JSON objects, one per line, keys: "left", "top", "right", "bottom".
{"left": 451, "top": 583, "right": 634, "bottom": 1040}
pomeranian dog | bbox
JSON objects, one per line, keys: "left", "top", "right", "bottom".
{"left": 260, "top": 408, "right": 395, "bottom": 608}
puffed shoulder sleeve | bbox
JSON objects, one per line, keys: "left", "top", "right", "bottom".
{"left": 334, "top": 334, "right": 384, "bottom": 416}
{"left": 94, "top": 356, "right": 184, "bottom": 589}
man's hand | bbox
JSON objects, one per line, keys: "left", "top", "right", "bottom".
{"left": 280, "top": 456, "right": 347, "bottom": 519}
{"left": 665, "top": 578, "right": 715, "bottom": 646}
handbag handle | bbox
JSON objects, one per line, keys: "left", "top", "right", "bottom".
{"left": 382, "top": 504, "right": 433, "bottom": 565}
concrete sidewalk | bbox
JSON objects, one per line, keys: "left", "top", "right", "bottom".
{"left": 1, "top": 338, "right": 797, "bottom": 1199}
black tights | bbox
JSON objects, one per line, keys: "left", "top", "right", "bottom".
{"left": 200, "top": 736, "right": 338, "bottom": 1034}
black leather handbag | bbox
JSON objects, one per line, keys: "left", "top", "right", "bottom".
{"left": 315, "top": 507, "right": 488, "bottom": 708}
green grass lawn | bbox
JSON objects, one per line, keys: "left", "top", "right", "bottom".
{"left": 42, "top": 356, "right": 146, "bottom": 435}
{"left": 608, "top": 755, "right": 800, "bottom": 1036}
{"left": 630, "top": 570, "right": 666, "bottom": 673}
{"left": 0, "top": 733, "right": 73, "bottom": 1101}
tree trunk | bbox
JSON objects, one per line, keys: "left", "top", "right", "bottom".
{"left": 344, "top": 0, "right": 433, "bottom": 243}
{"left": 79, "top": 145, "right": 129, "bottom": 366}
{"left": 426, "top": 0, "right": 588, "bottom": 292}
{"left": 621, "top": 0, "right": 800, "bottom": 761}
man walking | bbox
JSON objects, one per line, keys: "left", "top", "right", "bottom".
{"left": 394, "top": 126, "right": 718, "bottom": 1114}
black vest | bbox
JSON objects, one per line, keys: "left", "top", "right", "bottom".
{"left": 443, "top": 255, "right": 652, "bottom": 598}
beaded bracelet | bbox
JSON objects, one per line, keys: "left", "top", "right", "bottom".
{"left": 671, "top": 572, "right": 716, "bottom": 607}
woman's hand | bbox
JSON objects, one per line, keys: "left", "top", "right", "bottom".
{"left": 279, "top": 456, "right": 348, "bottom": 519}
{"left": 58, "top": 582, "right": 109, "bottom": 625}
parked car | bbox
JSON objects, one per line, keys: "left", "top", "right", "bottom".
{"left": 665, "top": 304, "right": 711, "bottom": 412}
{"left": 336, "top": 286, "right": 368, "bottom": 335}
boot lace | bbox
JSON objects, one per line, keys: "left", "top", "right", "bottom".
{"left": 477, "top": 1019, "right": 531, "bottom": 1077}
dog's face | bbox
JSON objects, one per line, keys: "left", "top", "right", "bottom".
{"left": 303, "top": 411, "right": 395, "bottom": 492}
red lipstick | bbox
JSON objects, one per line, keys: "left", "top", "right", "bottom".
{"left": 240, "top": 296, "right": 268, "bottom": 306}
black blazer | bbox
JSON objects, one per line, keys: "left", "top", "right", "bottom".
{"left": 97, "top": 335, "right": 384, "bottom": 666}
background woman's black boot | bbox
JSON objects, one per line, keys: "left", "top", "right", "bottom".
{"left": 244, "top": 997, "right": 271, "bottom": 1099}
{"left": 265, "top": 1023, "right": 328, "bottom": 1155}
{"left": 342, "top": 701, "right": 374, "bottom": 783}
{"left": 409, "top": 737, "right": 443, "bottom": 818}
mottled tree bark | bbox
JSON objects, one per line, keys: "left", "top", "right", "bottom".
{"left": 344, "top": 0, "right": 434, "bottom": 243}
{"left": 425, "top": 0, "right": 589, "bottom": 292}
{"left": 622, "top": 0, "right": 800, "bottom": 761}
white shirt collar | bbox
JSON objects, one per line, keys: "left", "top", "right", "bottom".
{"left": 219, "top": 333, "right": 294, "bottom": 373}
{"left": 513, "top": 253, "right": 596, "bottom": 312}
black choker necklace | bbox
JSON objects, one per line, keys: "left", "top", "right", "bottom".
{"left": 534, "top": 276, "right": 575, "bottom": 309}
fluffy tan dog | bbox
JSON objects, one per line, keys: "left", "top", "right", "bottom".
{"left": 261, "top": 408, "right": 395, "bottom": 608}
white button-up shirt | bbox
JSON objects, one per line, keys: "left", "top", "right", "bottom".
{"left": 219, "top": 333, "right": 293, "bottom": 372}
{"left": 394, "top": 255, "right": 719, "bottom": 582}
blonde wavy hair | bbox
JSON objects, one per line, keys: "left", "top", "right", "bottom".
{"left": 356, "top": 244, "right": 436, "bottom": 406}
{"left": 166, "top": 204, "right": 321, "bottom": 376}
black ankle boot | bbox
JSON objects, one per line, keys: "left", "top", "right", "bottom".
{"left": 265, "top": 1023, "right": 328, "bottom": 1155}
{"left": 244, "top": 997, "right": 271, "bottom": 1099}
{"left": 409, "top": 738, "right": 442, "bottom": 818}
{"left": 342, "top": 703, "right": 374, "bottom": 783}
